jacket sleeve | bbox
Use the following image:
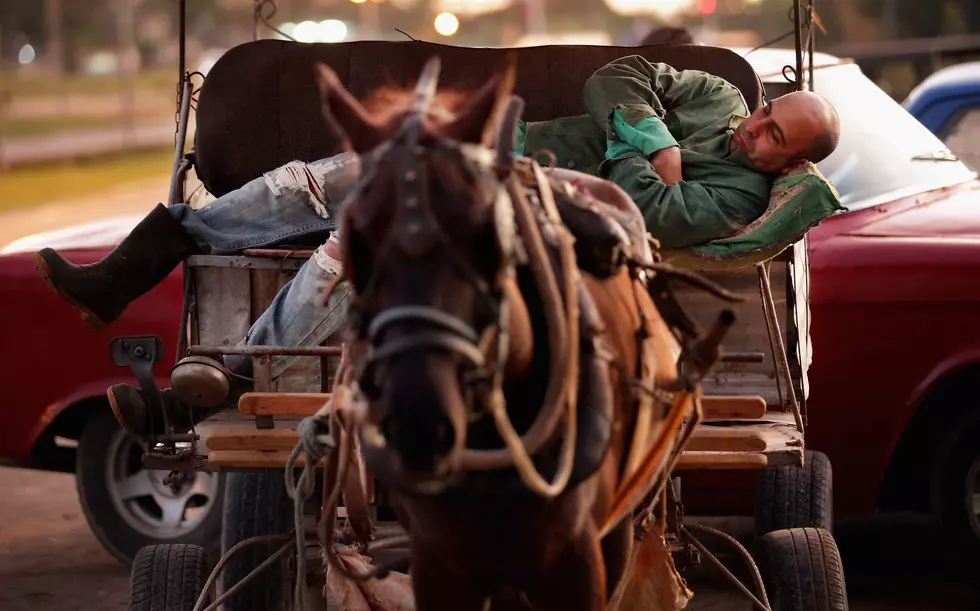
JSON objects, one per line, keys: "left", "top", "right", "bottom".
{"left": 601, "top": 154, "right": 759, "bottom": 249}
{"left": 583, "top": 55, "right": 744, "bottom": 156}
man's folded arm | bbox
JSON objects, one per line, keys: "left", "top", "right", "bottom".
{"left": 583, "top": 55, "right": 738, "bottom": 158}
{"left": 602, "top": 155, "right": 755, "bottom": 249}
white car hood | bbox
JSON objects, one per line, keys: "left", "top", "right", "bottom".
{"left": 1, "top": 213, "right": 144, "bottom": 255}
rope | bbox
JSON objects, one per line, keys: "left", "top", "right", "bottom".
{"left": 190, "top": 534, "right": 292, "bottom": 611}
{"left": 285, "top": 398, "right": 338, "bottom": 611}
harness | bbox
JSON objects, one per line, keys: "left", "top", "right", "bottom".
{"left": 328, "top": 57, "right": 740, "bottom": 520}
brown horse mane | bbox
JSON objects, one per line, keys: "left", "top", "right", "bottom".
{"left": 359, "top": 85, "right": 472, "bottom": 129}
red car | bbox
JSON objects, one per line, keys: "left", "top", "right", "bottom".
{"left": 2, "top": 47, "right": 979, "bottom": 562}
{"left": 0, "top": 215, "right": 224, "bottom": 563}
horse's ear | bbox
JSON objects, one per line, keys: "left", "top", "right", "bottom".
{"left": 315, "top": 63, "right": 386, "bottom": 154}
{"left": 444, "top": 53, "right": 517, "bottom": 147}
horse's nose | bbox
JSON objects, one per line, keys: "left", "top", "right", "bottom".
{"left": 382, "top": 411, "right": 457, "bottom": 473}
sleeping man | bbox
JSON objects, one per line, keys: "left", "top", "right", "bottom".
{"left": 33, "top": 55, "right": 840, "bottom": 434}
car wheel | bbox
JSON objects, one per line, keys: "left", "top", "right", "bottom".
{"left": 76, "top": 407, "right": 224, "bottom": 565}
{"left": 129, "top": 543, "right": 209, "bottom": 611}
{"left": 755, "top": 450, "right": 833, "bottom": 536}
{"left": 936, "top": 417, "right": 980, "bottom": 560}
{"left": 759, "top": 527, "right": 848, "bottom": 611}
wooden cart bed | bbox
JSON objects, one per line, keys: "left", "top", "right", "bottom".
{"left": 173, "top": 246, "right": 808, "bottom": 473}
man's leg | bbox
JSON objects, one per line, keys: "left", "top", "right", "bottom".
{"left": 230, "top": 233, "right": 352, "bottom": 379}
{"left": 109, "top": 235, "right": 354, "bottom": 437}
{"left": 35, "top": 153, "right": 360, "bottom": 330}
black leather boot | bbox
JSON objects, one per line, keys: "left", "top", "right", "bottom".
{"left": 107, "top": 384, "right": 216, "bottom": 438}
{"left": 34, "top": 203, "right": 201, "bottom": 331}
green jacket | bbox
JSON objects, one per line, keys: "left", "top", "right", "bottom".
{"left": 516, "top": 56, "right": 772, "bottom": 249}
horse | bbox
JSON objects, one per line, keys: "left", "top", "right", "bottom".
{"left": 314, "top": 54, "right": 724, "bottom": 611}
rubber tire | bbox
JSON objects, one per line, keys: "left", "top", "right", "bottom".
{"left": 76, "top": 407, "right": 224, "bottom": 565}
{"left": 128, "top": 543, "right": 208, "bottom": 611}
{"left": 759, "top": 527, "right": 848, "bottom": 611}
{"left": 935, "top": 417, "right": 980, "bottom": 561}
{"left": 220, "top": 471, "right": 294, "bottom": 611}
{"left": 756, "top": 450, "right": 833, "bottom": 535}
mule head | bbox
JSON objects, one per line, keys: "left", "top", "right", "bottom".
{"left": 315, "top": 55, "right": 522, "bottom": 487}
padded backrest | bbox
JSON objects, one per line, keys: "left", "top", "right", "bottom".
{"left": 194, "top": 40, "right": 763, "bottom": 197}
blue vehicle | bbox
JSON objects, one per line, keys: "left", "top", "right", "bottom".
{"left": 903, "top": 61, "right": 980, "bottom": 170}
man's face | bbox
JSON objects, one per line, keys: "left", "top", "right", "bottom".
{"left": 731, "top": 95, "right": 824, "bottom": 174}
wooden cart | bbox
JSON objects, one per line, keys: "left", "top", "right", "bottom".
{"left": 116, "top": 2, "right": 844, "bottom": 611}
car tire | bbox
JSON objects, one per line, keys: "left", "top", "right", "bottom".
{"left": 76, "top": 406, "right": 224, "bottom": 565}
{"left": 935, "top": 416, "right": 980, "bottom": 561}
{"left": 220, "top": 471, "right": 294, "bottom": 611}
{"left": 755, "top": 450, "right": 833, "bottom": 536}
{"left": 129, "top": 543, "right": 209, "bottom": 611}
{"left": 759, "top": 527, "right": 848, "bottom": 611}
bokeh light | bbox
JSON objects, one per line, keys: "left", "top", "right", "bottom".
{"left": 18, "top": 44, "right": 36, "bottom": 65}
{"left": 293, "top": 20, "right": 320, "bottom": 43}
{"left": 317, "top": 19, "right": 348, "bottom": 43}
{"left": 434, "top": 12, "right": 460, "bottom": 36}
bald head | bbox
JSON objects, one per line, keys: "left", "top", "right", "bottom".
{"left": 792, "top": 91, "right": 840, "bottom": 164}
{"left": 732, "top": 90, "right": 841, "bottom": 175}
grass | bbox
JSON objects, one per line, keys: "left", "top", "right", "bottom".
{"left": 1, "top": 114, "right": 173, "bottom": 139}
{"left": 1, "top": 68, "right": 176, "bottom": 98}
{"left": 0, "top": 147, "right": 174, "bottom": 213}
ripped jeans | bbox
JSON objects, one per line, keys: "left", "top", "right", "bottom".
{"left": 167, "top": 153, "right": 361, "bottom": 378}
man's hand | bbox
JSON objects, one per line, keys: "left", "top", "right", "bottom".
{"left": 650, "top": 145, "right": 682, "bottom": 185}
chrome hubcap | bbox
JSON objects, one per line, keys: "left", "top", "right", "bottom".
{"left": 106, "top": 430, "right": 219, "bottom": 538}
{"left": 967, "top": 456, "right": 980, "bottom": 540}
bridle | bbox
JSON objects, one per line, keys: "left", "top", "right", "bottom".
{"left": 336, "top": 57, "right": 582, "bottom": 499}
{"left": 341, "top": 57, "right": 518, "bottom": 429}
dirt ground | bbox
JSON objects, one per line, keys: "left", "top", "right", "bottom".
{"left": 0, "top": 466, "right": 977, "bottom": 611}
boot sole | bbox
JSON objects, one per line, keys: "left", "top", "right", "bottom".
{"left": 34, "top": 253, "right": 109, "bottom": 332}
{"left": 106, "top": 386, "right": 146, "bottom": 437}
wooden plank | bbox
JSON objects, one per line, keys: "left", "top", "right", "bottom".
{"left": 671, "top": 261, "right": 797, "bottom": 408}
{"left": 674, "top": 452, "right": 769, "bottom": 470}
{"left": 686, "top": 428, "right": 768, "bottom": 452}
{"left": 277, "top": 353, "right": 328, "bottom": 394}
{"left": 242, "top": 248, "right": 315, "bottom": 259}
{"left": 790, "top": 238, "right": 811, "bottom": 402}
{"left": 701, "top": 395, "right": 767, "bottom": 420}
{"left": 209, "top": 449, "right": 300, "bottom": 469}
{"left": 205, "top": 428, "right": 300, "bottom": 451}
{"left": 250, "top": 268, "right": 284, "bottom": 324}
{"left": 239, "top": 392, "right": 332, "bottom": 416}
{"left": 186, "top": 254, "right": 306, "bottom": 271}
{"left": 194, "top": 266, "right": 251, "bottom": 348}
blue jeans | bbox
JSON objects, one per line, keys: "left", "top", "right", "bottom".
{"left": 168, "top": 153, "right": 360, "bottom": 378}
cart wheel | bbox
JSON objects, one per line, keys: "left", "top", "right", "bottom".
{"left": 759, "top": 527, "right": 848, "bottom": 611}
{"left": 220, "top": 471, "right": 294, "bottom": 611}
{"left": 755, "top": 450, "right": 832, "bottom": 535}
{"left": 129, "top": 543, "right": 208, "bottom": 611}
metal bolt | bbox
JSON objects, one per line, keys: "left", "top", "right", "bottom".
{"left": 134, "top": 346, "right": 145, "bottom": 358}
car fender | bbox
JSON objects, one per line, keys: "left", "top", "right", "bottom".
{"left": 886, "top": 348, "right": 980, "bottom": 463}
{"left": 28, "top": 375, "right": 173, "bottom": 451}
